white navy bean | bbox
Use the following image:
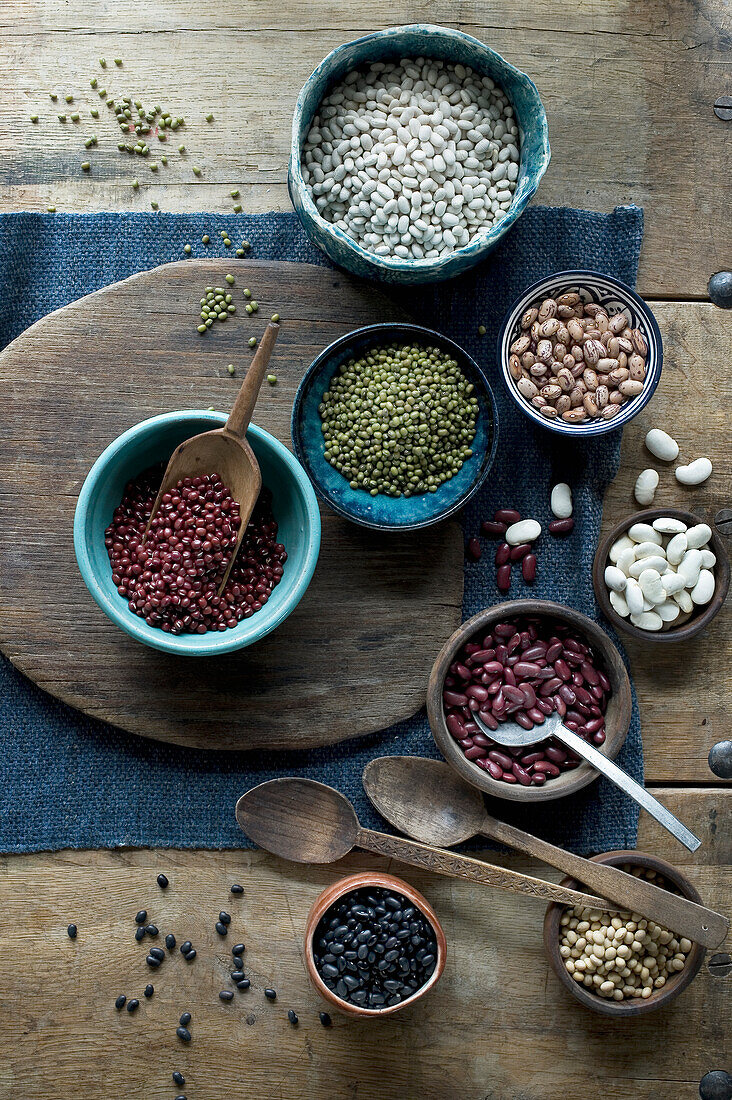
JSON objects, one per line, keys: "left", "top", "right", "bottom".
{"left": 550, "top": 482, "right": 573, "bottom": 519}
{"left": 666, "top": 533, "right": 688, "bottom": 565}
{"left": 645, "top": 429, "right": 679, "bottom": 462}
{"left": 690, "top": 569, "right": 715, "bottom": 605}
{"left": 628, "top": 523, "right": 662, "bottom": 545}
{"left": 684, "top": 523, "right": 712, "bottom": 549}
{"left": 630, "top": 610, "right": 663, "bottom": 631}
{"left": 652, "top": 516, "right": 686, "bottom": 534}
{"left": 604, "top": 566, "right": 627, "bottom": 593}
{"left": 505, "top": 519, "right": 541, "bottom": 545}
{"left": 675, "top": 457, "right": 712, "bottom": 485}
{"left": 634, "top": 469, "right": 659, "bottom": 506}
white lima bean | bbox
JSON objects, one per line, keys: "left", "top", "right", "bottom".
{"left": 645, "top": 428, "right": 679, "bottom": 462}
{"left": 550, "top": 482, "right": 573, "bottom": 519}
{"left": 505, "top": 518, "right": 541, "bottom": 545}
{"left": 301, "top": 58, "right": 519, "bottom": 261}
{"left": 675, "top": 457, "right": 713, "bottom": 485}
{"left": 603, "top": 515, "right": 715, "bottom": 630}
{"left": 634, "top": 469, "right": 658, "bottom": 506}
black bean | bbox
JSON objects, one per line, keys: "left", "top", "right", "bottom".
{"left": 149, "top": 947, "right": 165, "bottom": 961}
{"left": 215, "top": 921, "right": 228, "bottom": 936}
{"left": 135, "top": 910, "right": 148, "bottom": 925}
{"left": 157, "top": 873, "right": 169, "bottom": 889}
{"left": 180, "top": 941, "right": 192, "bottom": 955}
{"left": 219, "top": 911, "right": 231, "bottom": 925}
{"left": 232, "top": 943, "right": 245, "bottom": 956}
{"left": 145, "top": 924, "right": 158, "bottom": 937}
{"left": 237, "top": 978, "right": 251, "bottom": 990}
{"left": 219, "top": 990, "right": 234, "bottom": 1002}
{"left": 172, "top": 1072, "right": 185, "bottom": 1086}
{"left": 287, "top": 1009, "right": 298, "bottom": 1025}
{"left": 165, "top": 933, "right": 176, "bottom": 950}
{"left": 67, "top": 924, "right": 77, "bottom": 939}
{"left": 146, "top": 955, "right": 161, "bottom": 968}
{"left": 179, "top": 1012, "right": 191, "bottom": 1026}
{"left": 264, "top": 988, "right": 276, "bottom": 1001}
{"left": 127, "top": 999, "right": 139, "bottom": 1013}
{"left": 183, "top": 948, "right": 196, "bottom": 961}
{"left": 319, "top": 1011, "right": 332, "bottom": 1027}
{"left": 115, "top": 994, "right": 126, "bottom": 1010}
{"left": 142, "top": 985, "right": 153, "bottom": 999}
{"left": 176, "top": 1027, "right": 191, "bottom": 1043}
{"left": 230, "top": 884, "right": 244, "bottom": 894}
{"left": 175, "top": 1095, "right": 187, "bottom": 1100}
{"left": 134, "top": 926, "right": 146, "bottom": 942}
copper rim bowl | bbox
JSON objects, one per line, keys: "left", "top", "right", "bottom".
{"left": 303, "top": 871, "right": 446, "bottom": 1018}
{"left": 543, "top": 850, "right": 706, "bottom": 1016}
{"left": 427, "top": 600, "right": 633, "bottom": 802}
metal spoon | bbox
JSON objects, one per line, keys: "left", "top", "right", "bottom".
{"left": 362, "top": 756, "right": 728, "bottom": 949}
{"left": 472, "top": 710, "right": 701, "bottom": 852}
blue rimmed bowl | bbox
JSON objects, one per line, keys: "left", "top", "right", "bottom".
{"left": 291, "top": 323, "right": 498, "bottom": 531}
{"left": 288, "top": 24, "right": 550, "bottom": 285}
{"left": 497, "top": 270, "right": 664, "bottom": 439}
{"left": 73, "top": 411, "right": 321, "bottom": 656}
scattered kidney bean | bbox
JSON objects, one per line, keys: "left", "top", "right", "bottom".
{"left": 481, "top": 520, "right": 507, "bottom": 537}
{"left": 495, "top": 542, "right": 511, "bottom": 566}
{"left": 496, "top": 564, "right": 511, "bottom": 591}
{"left": 522, "top": 554, "right": 537, "bottom": 582}
{"left": 494, "top": 508, "right": 521, "bottom": 524}
{"left": 466, "top": 537, "right": 482, "bottom": 561}
{"left": 442, "top": 615, "right": 611, "bottom": 785}
{"left": 509, "top": 542, "right": 532, "bottom": 561}
{"left": 549, "top": 518, "right": 575, "bottom": 536}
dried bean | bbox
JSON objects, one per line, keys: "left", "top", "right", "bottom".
{"left": 496, "top": 564, "right": 511, "bottom": 591}
{"left": 494, "top": 509, "right": 521, "bottom": 524}
{"left": 481, "top": 520, "right": 507, "bottom": 537}
{"left": 522, "top": 554, "right": 537, "bottom": 582}
{"left": 495, "top": 543, "right": 511, "bottom": 566}
{"left": 549, "top": 518, "right": 574, "bottom": 535}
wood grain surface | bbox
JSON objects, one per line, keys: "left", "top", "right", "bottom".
{"left": 0, "top": 260, "right": 463, "bottom": 751}
{"left": 0, "top": 788, "right": 728, "bottom": 1100}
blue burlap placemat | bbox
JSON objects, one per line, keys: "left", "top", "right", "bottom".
{"left": 0, "top": 205, "right": 644, "bottom": 855}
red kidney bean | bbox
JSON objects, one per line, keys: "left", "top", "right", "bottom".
{"left": 519, "top": 630, "right": 531, "bottom": 646}
{"left": 515, "top": 712, "right": 534, "bottom": 730}
{"left": 492, "top": 691, "right": 506, "bottom": 714}
{"left": 521, "top": 644, "right": 547, "bottom": 662}
{"left": 549, "top": 517, "right": 574, "bottom": 535}
{"left": 535, "top": 698, "right": 554, "bottom": 716}
{"left": 593, "top": 730, "right": 606, "bottom": 745}
{"left": 565, "top": 720, "right": 579, "bottom": 732}
{"left": 545, "top": 641, "right": 563, "bottom": 662}
{"left": 443, "top": 690, "right": 468, "bottom": 707}
{"left": 467, "top": 537, "right": 482, "bottom": 561}
{"left": 494, "top": 508, "right": 521, "bottom": 524}
{"left": 590, "top": 684, "right": 605, "bottom": 702}
{"left": 527, "top": 706, "right": 546, "bottom": 724}
{"left": 496, "top": 564, "right": 511, "bottom": 592}
{"left": 564, "top": 637, "right": 585, "bottom": 653}
{"left": 532, "top": 760, "right": 561, "bottom": 777}
{"left": 507, "top": 632, "right": 522, "bottom": 653}
{"left": 554, "top": 658, "right": 571, "bottom": 681}
{"left": 486, "top": 679, "right": 502, "bottom": 696}
{"left": 446, "top": 715, "right": 465, "bottom": 739}
{"left": 485, "top": 760, "right": 504, "bottom": 780}
{"left": 502, "top": 684, "right": 525, "bottom": 706}
{"left": 553, "top": 695, "right": 567, "bottom": 718}
{"left": 521, "top": 750, "right": 546, "bottom": 766}
{"left": 455, "top": 663, "right": 472, "bottom": 682}
{"left": 574, "top": 686, "right": 593, "bottom": 707}
{"left": 465, "top": 684, "right": 489, "bottom": 702}
{"left": 539, "top": 677, "right": 563, "bottom": 696}
{"left": 513, "top": 660, "right": 542, "bottom": 678}
{"left": 481, "top": 520, "right": 507, "bottom": 537}
{"left": 584, "top": 716, "right": 605, "bottom": 734}
{"left": 512, "top": 762, "right": 533, "bottom": 785}
{"left": 464, "top": 721, "right": 479, "bottom": 734}
{"left": 495, "top": 644, "right": 509, "bottom": 664}
{"left": 472, "top": 732, "right": 493, "bottom": 748}
{"left": 503, "top": 666, "right": 517, "bottom": 687}
{"left": 581, "top": 661, "right": 600, "bottom": 685}
{"left": 519, "top": 683, "right": 536, "bottom": 709}
{"left": 598, "top": 671, "right": 611, "bottom": 693}
{"left": 545, "top": 745, "right": 567, "bottom": 764}
{"left": 501, "top": 772, "right": 518, "bottom": 783}
{"left": 565, "top": 709, "right": 584, "bottom": 724}
{"left": 534, "top": 666, "right": 557, "bottom": 680}
{"left": 531, "top": 771, "right": 546, "bottom": 785}
{"left": 559, "top": 684, "right": 576, "bottom": 706}
{"left": 465, "top": 746, "right": 487, "bottom": 761}
{"left": 458, "top": 737, "right": 473, "bottom": 749}
{"left": 493, "top": 623, "right": 515, "bottom": 638}
{"left": 483, "top": 660, "right": 504, "bottom": 675}
{"left": 488, "top": 750, "right": 514, "bottom": 770}
{"left": 522, "top": 554, "right": 537, "bottom": 582}
{"left": 495, "top": 543, "right": 511, "bottom": 566}
{"left": 509, "top": 543, "right": 531, "bottom": 561}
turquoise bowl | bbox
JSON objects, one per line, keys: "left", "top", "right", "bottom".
{"left": 73, "top": 411, "right": 321, "bottom": 656}
{"left": 291, "top": 323, "right": 498, "bottom": 531}
{"left": 288, "top": 23, "right": 550, "bottom": 285}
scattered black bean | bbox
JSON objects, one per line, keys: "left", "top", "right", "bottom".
{"left": 215, "top": 921, "right": 228, "bottom": 936}
{"left": 172, "top": 1072, "right": 185, "bottom": 1086}
{"left": 127, "top": 999, "right": 140, "bottom": 1013}
{"left": 146, "top": 955, "right": 161, "bottom": 968}
{"left": 236, "top": 978, "right": 251, "bottom": 990}
{"left": 230, "top": 884, "right": 244, "bottom": 894}
{"left": 135, "top": 910, "right": 148, "bottom": 925}
{"left": 67, "top": 924, "right": 77, "bottom": 939}
{"left": 179, "top": 1012, "right": 191, "bottom": 1027}
{"left": 180, "top": 941, "right": 192, "bottom": 955}
{"left": 145, "top": 924, "right": 159, "bottom": 937}
{"left": 176, "top": 1026, "right": 191, "bottom": 1043}
{"left": 264, "top": 988, "right": 277, "bottom": 1001}
{"left": 149, "top": 946, "right": 165, "bottom": 961}
{"left": 184, "top": 948, "right": 196, "bottom": 961}
{"left": 287, "top": 1009, "right": 298, "bottom": 1026}
{"left": 115, "top": 994, "right": 127, "bottom": 1010}
{"left": 157, "top": 873, "right": 169, "bottom": 889}
{"left": 232, "top": 943, "right": 245, "bottom": 956}
{"left": 165, "top": 933, "right": 176, "bottom": 950}
{"left": 175, "top": 1095, "right": 187, "bottom": 1100}
{"left": 219, "top": 990, "right": 234, "bottom": 1002}
{"left": 143, "top": 984, "right": 154, "bottom": 999}
{"left": 312, "top": 887, "right": 437, "bottom": 1010}
{"left": 231, "top": 970, "right": 245, "bottom": 981}
{"left": 219, "top": 911, "right": 231, "bottom": 925}
{"left": 319, "top": 1011, "right": 332, "bottom": 1027}
{"left": 135, "top": 926, "right": 146, "bottom": 942}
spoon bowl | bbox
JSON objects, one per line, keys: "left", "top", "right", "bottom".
{"left": 236, "top": 778, "right": 359, "bottom": 863}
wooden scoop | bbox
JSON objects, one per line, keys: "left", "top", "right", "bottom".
{"left": 234, "top": 777, "right": 615, "bottom": 910}
{"left": 362, "top": 756, "right": 729, "bottom": 950}
{"left": 145, "top": 321, "right": 279, "bottom": 592}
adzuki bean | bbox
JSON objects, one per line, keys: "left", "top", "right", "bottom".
{"left": 443, "top": 616, "right": 610, "bottom": 785}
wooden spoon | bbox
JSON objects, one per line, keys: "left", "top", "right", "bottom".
{"left": 145, "top": 320, "right": 279, "bottom": 592}
{"left": 362, "top": 756, "right": 729, "bottom": 950}
{"left": 234, "top": 777, "right": 613, "bottom": 910}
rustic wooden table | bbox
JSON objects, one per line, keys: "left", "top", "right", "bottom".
{"left": 1, "top": 3, "right": 730, "bottom": 1098}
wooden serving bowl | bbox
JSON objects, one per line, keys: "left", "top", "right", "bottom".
{"left": 592, "top": 507, "right": 730, "bottom": 643}
{"left": 426, "top": 600, "right": 633, "bottom": 802}
{"left": 543, "top": 850, "right": 706, "bottom": 1016}
{"left": 303, "top": 871, "right": 446, "bottom": 1018}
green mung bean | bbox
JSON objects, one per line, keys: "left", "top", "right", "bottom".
{"left": 319, "top": 342, "right": 478, "bottom": 497}
{"left": 235, "top": 249, "right": 245, "bottom": 257}
{"left": 233, "top": 204, "right": 242, "bottom": 213}
{"left": 90, "top": 107, "right": 99, "bottom": 118}
{"left": 225, "top": 274, "right": 234, "bottom": 284}
{"left": 184, "top": 244, "right": 192, "bottom": 254}
{"left": 267, "top": 374, "right": 277, "bottom": 384}
{"left": 202, "top": 234, "right": 210, "bottom": 244}
{"left": 65, "top": 94, "right": 74, "bottom": 103}
{"left": 227, "top": 364, "right": 235, "bottom": 375}
{"left": 30, "top": 114, "right": 39, "bottom": 123}
{"left": 248, "top": 337, "right": 257, "bottom": 348}
{"left": 206, "top": 113, "right": 214, "bottom": 122}
{"left": 81, "top": 161, "right": 91, "bottom": 171}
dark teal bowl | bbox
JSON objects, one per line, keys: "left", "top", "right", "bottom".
{"left": 291, "top": 323, "right": 498, "bottom": 531}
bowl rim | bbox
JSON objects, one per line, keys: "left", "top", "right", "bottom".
{"left": 496, "top": 269, "right": 664, "bottom": 437}
{"left": 73, "top": 410, "right": 322, "bottom": 656}
{"left": 542, "top": 849, "right": 706, "bottom": 1017}
{"left": 592, "top": 506, "right": 730, "bottom": 643}
{"left": 288, "top": 22, "right": 551, "bottom": 275}
{"left": 290, "top": 321, "right": 499, "bottom": 531}
{"left": 303, "top": 870, "right": 447, "bottom": 1017}
{"left": 426, "top": 599, "right": 633, "bottom": 802}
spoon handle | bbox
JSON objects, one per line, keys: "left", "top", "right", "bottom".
{"left": 479, "top": 816, "right": 728, "bottom": 949}
{"left": 554, "top": 725, "right": 702, "bottom": 854}
{"left": 225, "top": 322, "right": 279, "bottom": 439}
{"left": 357, "top": 828, "right": 607, "bottom": 909}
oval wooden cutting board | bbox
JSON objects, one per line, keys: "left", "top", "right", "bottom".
{"left": 0, "top": 260, "right": 463, "bottom": 751}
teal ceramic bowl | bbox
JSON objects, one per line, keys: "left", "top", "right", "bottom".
{"left": 291, "top": 323, "right": 498, "bottom": 531}
{"left": 73, "top": 411, "right": 321, "bottom": 656}
{"left": 288, "top": 23, "right": 550, "bottom": 285}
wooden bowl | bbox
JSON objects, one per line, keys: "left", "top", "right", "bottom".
{"left": 426, "top": 600, "right": 633, "bottom": 802}
{"left": 593, "top": 507, "right": 730, "bottom": 643}
{"left": 543, "top": 850, "right": 706, "bottom": 1016}
{"left": 303, "top": 871, "right": 446, "bottom": 1018}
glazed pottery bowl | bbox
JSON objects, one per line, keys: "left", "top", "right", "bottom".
{"left": 289, "top": 23, "right": 550, "bottom": 284}
{"left": 543, "top": 850, "right": 706, "bottom": 1016}
{"left": 304, "top": 871, "right": 446, "bottom": 1017}
{"left": 427, "top": 600, "right": 633, "bottom": 802}
{"left": 74, "top": 411, "right": 321, "bottom": 656}
{"left": 291, "top": 322, "right": 498, "bottom": 531}
{"left": 498, "top": 270, "right": 663, "bottom": 437}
